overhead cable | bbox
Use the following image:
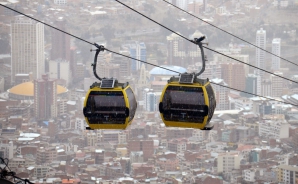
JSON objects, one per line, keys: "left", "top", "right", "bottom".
{"left": 114, "top": 0, "right": 298, "bottom": 85}
{"left": 1, "top": 4, "right": 297, "bottom": 107}
{"left": 162, "top": 0, "right": 298, "bottom": 68}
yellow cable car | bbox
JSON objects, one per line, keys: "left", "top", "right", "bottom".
{"left": 83, "top": 44, "right": 137, "bottom": 130}
{"left": 159, "top": 37, "right": 216, "bottom": 130}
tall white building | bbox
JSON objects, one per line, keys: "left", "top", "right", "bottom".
{"left": 144, "top": 90, "right": 161, "bottom": 112}
{"left": 49, "top": 59, "right": 71, "bottom": 86}
{"left": 272, "top": 38, "right": 281, "bottom": 71}
{"left": 255, "top": 28, "right": 266, "bottom": 77}
{"left": 271, "top": 71, "right": 283, "bottom": 97}
{"left": 11, "top": 16, "right": 45, "bottom": 84}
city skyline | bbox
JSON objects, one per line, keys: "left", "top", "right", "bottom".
{"left": 0, "top": 0, "right": 298, "bottom": 183}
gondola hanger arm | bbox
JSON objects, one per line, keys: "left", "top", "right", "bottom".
{"left": 90, "top": 43, "right": 105, "bottom": 81}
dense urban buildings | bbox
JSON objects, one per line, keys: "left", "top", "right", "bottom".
{"left": 0, "top": 0, "right": 298, "bottom": 183}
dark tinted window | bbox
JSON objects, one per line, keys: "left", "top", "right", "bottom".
{"left": 205, "top": 84, "right": 216, "bottom": 123}
{"left": 162, "top": 86, "right": 207, "bottom": 123}
{"left": 84, "top": 91, "right": 126, "bottom": 124}
{"left": 126, "top": 87, "right": 137, "bottom": 121}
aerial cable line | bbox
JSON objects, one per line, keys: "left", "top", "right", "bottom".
{"left": 0, "top": 4, "right": 93, "bottom": 46}
{"left": 0, "top": 4, "right": 179, "bottom": 74}
{"left": 1, "top": 4, "right": 297, "bottom": 108}
{"left": 162, "top": 0, "right": 298, "bottom": 68}
{"left": 114, "top": 0, "right": 298, "bottom": 85}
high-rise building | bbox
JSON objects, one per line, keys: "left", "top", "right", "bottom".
{"left": 255, "top": 28, "right": 266, "bottom": 77}
{"left": 146, "top": 92, "right": 157, "bottom": 112}
{"left": 174, "top": 0, "right": 189, "bottom": 10}
{"left": 11, "top": 16, "right": 45, "bottom": 84}
{"left": 51, "top": 17, "right": 70, "bottom": 61}
{"left": 49, "top": 59, "right": 71, "bottom": 86}
{"left": 243, "top": 74, "right": 258, "bottom": 97}
{"left": 187, "top": 1, "right": 200, "bottom": 14}
{"left": 261, "top": 79, "right": 272, "bottom": 97}
{"left": 272, "top": 38, "right": 281, "bottom": 71}
{"left": 210, "top": 78, "right": 230, "bottom": 110}
{"left": 128, "top": 42, "right": 146, "bottom": 72}
{"left": 34, "top": 74, "right": 57, "bottom": 120}
{"left": 271, "top": 71, "right": 284, "bottom": 97}
{"left": 221, "top": 63, "right": 246, "bottom": 91}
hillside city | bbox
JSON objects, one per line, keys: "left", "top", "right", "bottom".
{"left": 1, "top": 0, "right": 298, "bottom": 183}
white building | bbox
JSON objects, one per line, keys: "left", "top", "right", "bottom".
{"left": 34, "top": 165, "right": 49, "bottom": 178}
{"left": 54, "top": 0, "right": 67, "bottom": 5}
{"left": 170, "top": 0, "right": 189, "bottom": 10}
{"left": 258, "top": 115, "right": 289, "bottom": 139}
{"left": 271, "top": 71, "right": 283, "bottom": 97}
{"left": 75, "top": 117, "right": 86, "bottom": 130}
{"left": 87, "top": 132, "right": 97, "bottom": 146}
{"left": 255, "top": 28, "right": 266, "bottom": 77}
{"left": 0, "top": 141, "right": 13, "bottom": 159}
{"left": 243, "top": 169, "right": 257, "bottom": 182}
{"left": 217, "top": 151, "right": 241, "bottom": 173}
{"left": 11, "top": 16, "right": 45, "bottom": 84}
{"left": 118, "top": 132, "right": 127, "bottom": 144}
{"left": 233, "top": 97, "right": 253, "bottom": 110}
{"left": 49, "top": 59, "right": 71, "bottom": 86}
{"left": 192, "top": 129, "right": 205, "bottom": 141}
{"left": 143, "top": 88, "right": 161, "bottom": 112}
{"left": 146, "top": 92, "right": 157, "bottom": 112}
{"left": 210, "top": 78, "right": 230, "bottom": 110}
{"left": 272, "top": 38, "right": 281, "bottom": 71}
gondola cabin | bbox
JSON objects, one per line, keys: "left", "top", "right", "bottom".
{"left": 83, "top": 79, "right": 137, "bottom": 130}
{"left": 159, "top": 73, "right": 216, "bottom": 130}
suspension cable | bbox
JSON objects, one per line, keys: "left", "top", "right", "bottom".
{"left": 162, "top": 0, "right": 298, "bottom": 68}
{"left": 1, "top": 4, "right": 297, "bottom": 107}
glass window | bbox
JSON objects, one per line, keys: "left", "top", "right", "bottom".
{"left": 161, "top": 86, "right": 208, "bottom": 123}
{"left": 125, "top": 87, "right": 137, "bottom": 121}
{"left": 205, "top": 84, "right": 216, "bottom": 123}
{"left": 84, "top": 91, "right": 126, "bottom": 124}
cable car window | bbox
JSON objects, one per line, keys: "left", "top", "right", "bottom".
{"left": 126, "top": 87, "right": 137, "bottom": 121}
{"left": 162, "top": 86, "right": 208, "bottom": 123}
{"left": 85, "top": 91, "right": 126, "bottom": 124}
{"left": 205, "top": 84, "right": 216, "bottom": 123}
